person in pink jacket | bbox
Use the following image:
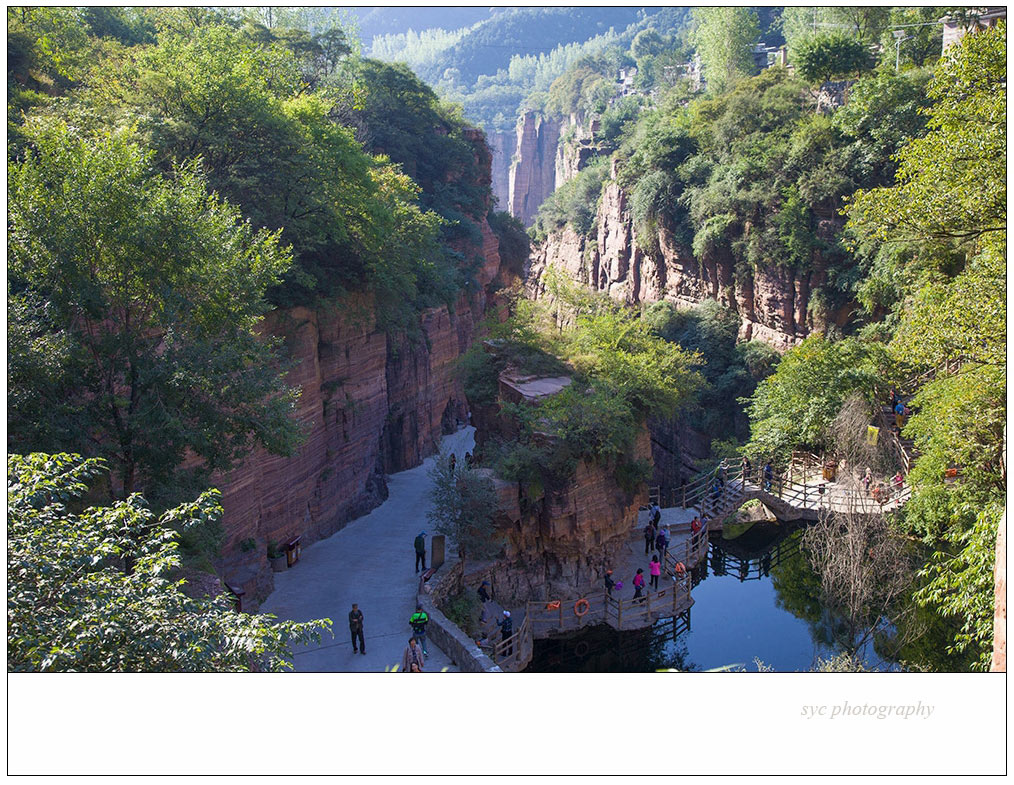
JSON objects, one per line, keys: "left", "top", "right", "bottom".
{"left": 649, "top": 555, "right": 662, "bottom": 591}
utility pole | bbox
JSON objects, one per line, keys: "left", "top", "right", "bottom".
{"left": 892, "top": 30, "right": 908, "bottom": 72}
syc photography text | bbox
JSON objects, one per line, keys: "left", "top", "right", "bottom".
{"left": 801, "top": 701, "right": 935, "bottom": 720}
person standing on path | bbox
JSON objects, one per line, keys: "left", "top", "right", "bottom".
{"left": 604, "top": 570, "right": 615, "bottom": 598}
{"left": 644, "top": 520, "right": 656, "bottom": 555}
{"left": 497, "top": 610, "right": 514, "bottom": 656}
{"left": 349, "top": 603, "right": 365, "bottom": 655}
{"left": 401, "top": 637, "right": 425, "bottom": 672}
{"left": 649, "top": 556, "right": 661, "bottom": 591}
{"left": 655, "top": 528, "right": 667, "bottom": 558}
{"left": 478, "top": 580, "right": 492, "bottom": 623}
{"left": 633, "top": 568, "right": 646, "bottom": 600}
{"left": 409, "top": 604, "right": 430, "bottom": 657}
{"left": 414, "top": 531, "right": 427, "bottom": 573}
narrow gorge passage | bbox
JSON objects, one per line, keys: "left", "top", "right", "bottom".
{"left": 260, "top": 427, "right": 476, "bottom": 672}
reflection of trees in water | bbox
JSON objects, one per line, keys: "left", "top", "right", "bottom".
{"left": 527, "top": 523, "right": 974, "bottom": 672}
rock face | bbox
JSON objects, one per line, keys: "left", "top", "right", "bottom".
{"left": 472, "top": 373, "right": 649, "bottom": 605}
{"left": 508, "top": 112, "right": 562, "bottom": 227}
{"left": 554, "top": 113, "right": 598, "bottom": 187}
{"left": 529, "top": 179, "right": 845, "bottom": 349}
{"left": 217, "top": 132, "right": 508, "bottom": 607}
{"left": 488, "top": 128, "right": 514, "bottom": 214}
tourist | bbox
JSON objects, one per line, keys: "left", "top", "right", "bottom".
{"left": 863, "top": 468, "right": 873, "bottom": 496}
{"left": 711, "top": 477, "right": 722, "bottom": 503}
{"left": 349, "top": 603, "right": 365, "bottom": 655}
{"left": 741, "top": 455, "right": 751, "bottom": 482}
{"left": 449, "top": 453, "right": 456, "bottom": 474}
{"left": 649, "top": 555, "right": 661, "bottom": 591}
{"left": 894, "top": 400, "right": 906, "bottom": 429}
{"left": 644, "top": 519, "right": 655, "bottom": 555}
{"left": 655, "top": 527, "right": 667, "bottom": 557}
{"left": 497, "top": 610, "right": 514, "bottom": 655}
{"left": 409, "top": 603, "right": 430, "bottom": 657}
{"left": 661, "top": 525, "right": 670, "bottom": 555}
{"left": 414, "top": 530, "right": 427, "bottom": 573}
{"left": 691, "top": 516, "right": 702, "bottom": 534}
{"left": 892, "top": 471, "right": 905, "bottom": 496}
{"left": 604, "top": 569, "right": 615, "bottom": 597}
{"left": 650, "top": 502, "right": 661, "bottom": 528}
{"left": 633, "top": 568, "right": 646, "bottom": 600}
{"left": 478, "top": 580, "right": 492, "bottom": 622}
{"left": 889, "top": 387, "right": 898, "bottom": 410}
{"left": 763, "top": 462, "right": 773, "bottom": 492}
{"left": 401, "top": 637, "right": 425, "bottom": 672}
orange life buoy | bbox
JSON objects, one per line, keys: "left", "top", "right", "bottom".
{"left": 574, "top": 598, "right": 590, "bottom": 617}
{"left": 546, "top": 600, "right": 561, "bottom": 610}
{"left": 674, "top": 561, "right": 686, "bottom": 574}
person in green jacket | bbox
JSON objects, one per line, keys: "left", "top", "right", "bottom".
{"left": 409, "top": 604, "right": 429, "bottom": 657}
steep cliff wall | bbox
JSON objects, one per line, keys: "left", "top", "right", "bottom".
{"left": 508, "top": 112, "right": 562, "bottom": 227}
{"left": 554, "top": 113, "right": 598, "bottom": 187}
{"left": 488, "top": 128, "right": 514, "bottom": 213}
{"left": 529, "top": 179, "right": 845, "bottom": 349}
{"left": 218, "top": 134, "right": 507, "bottom": 606}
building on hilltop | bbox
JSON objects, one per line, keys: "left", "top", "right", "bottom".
{"left": 942, "top": 7, "right": 1006, "bottom": 52}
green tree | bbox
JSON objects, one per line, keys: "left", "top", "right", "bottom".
{"left": 846, "top": 23, "right": 1005, "bottom": 246}
{"left": 691, "top": 7, "right": 760, "bottom": 94}
{"left": 846, "top": 24, "right": 1006, "bottom": 669}
{"left": 744, "top": 336, "right": 886, "bottom": 459}
{"left": 793, "top": 31, "right": 874, "bottom": 85}
{"left": 7, "top": 453, "right": 330, "bottom": 672}
{"left": 7, "top": 120, "right": 300, "bottom": 504}
{"left": 427, "top": 455, "right": 503, "bottom": 570}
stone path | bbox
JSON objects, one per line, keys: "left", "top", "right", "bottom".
{"left": 260, "top": 427, "right": 476, "bottom": 672}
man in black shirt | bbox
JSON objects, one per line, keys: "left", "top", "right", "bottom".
{"left": 349, "top": 603, "right": 365, "bottom": 655}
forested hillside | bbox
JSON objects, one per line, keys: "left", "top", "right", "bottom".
{"left": 521, "top": 8, "right": 1005, "bottom": 670}
{"left": 7, "top": 6, "right": 524, "bottom": 660}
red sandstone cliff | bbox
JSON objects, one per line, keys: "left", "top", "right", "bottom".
{"left": 217, "top": 132, "right": 508, "bottom": 606}
{"left": 470, "top": 372, "right": 650, "bottom": 604}
{"left": 508, "top": 111, "right": 562, "bottom": 227}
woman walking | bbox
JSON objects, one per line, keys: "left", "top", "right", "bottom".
{"left": 649, "top": 555, "right": 661, "bottom": 591}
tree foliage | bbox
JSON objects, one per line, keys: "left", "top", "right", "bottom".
{"left": 793, "top": 31, "right": 874, "bottom": 85}
{"left": 7, "top": 453, "right": 330, "bottom": 672}
{"left": 691, "top": 7, "right": 760, "bottom": 94}
{"left": 8, "top": 120, "right": 300, "bottom": 503}
{"left": 744, "top": 336, "right": 886, "bottom": 459}
{"left": 427, "top": 455, "right": 502, "bottom": 565}
{"left": 846, "top": 22, "right": 1006, "bottom": 246}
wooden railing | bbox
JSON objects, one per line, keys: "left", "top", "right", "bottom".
{"left": 491, "top": 611, "right": 532, "bottom": 671}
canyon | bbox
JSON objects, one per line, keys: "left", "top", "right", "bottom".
{"left": 217, "top": 131, "right": 510, "bottom": 606}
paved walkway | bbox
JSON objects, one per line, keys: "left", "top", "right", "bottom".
{"left": 260, "top": 427, "right": 476, "bottom": 672}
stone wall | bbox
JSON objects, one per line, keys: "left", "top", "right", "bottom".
{"left": 418, "top": 564, "right": 502, "bottom": 673}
